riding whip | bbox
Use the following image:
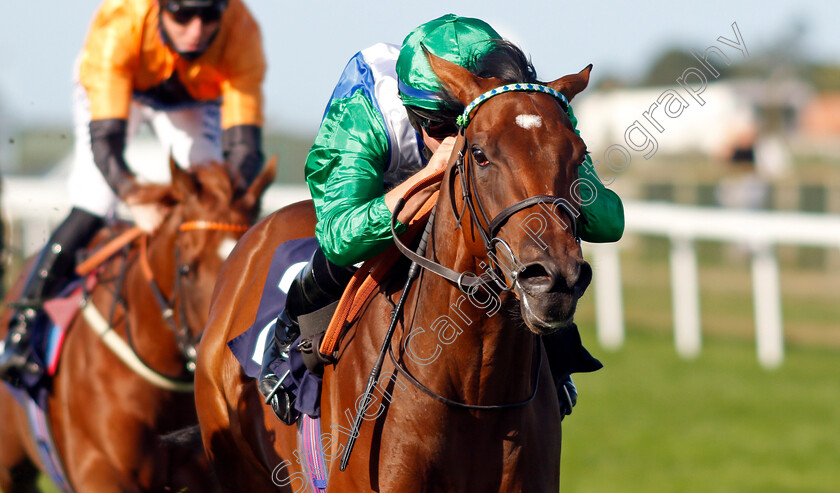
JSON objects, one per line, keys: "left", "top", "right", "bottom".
{"left": 339, "top": 203, "right": 436, "bottom": 471}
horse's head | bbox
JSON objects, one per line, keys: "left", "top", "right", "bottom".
{"left": 123, "top": 158, "right": 275, "bottom": 364}
{"left": 429, "top": 52, "right": 593, "bottom": 335}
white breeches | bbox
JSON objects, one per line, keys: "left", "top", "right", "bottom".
{"left": 68, "top": 83, "right": 223, "bottom": 217}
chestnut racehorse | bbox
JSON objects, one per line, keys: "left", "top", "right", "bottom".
{"left": 195, "top": 54, "right": 593, "bottom": 492}
{"left": 0, "top": 160, "right": 274, "bottom": 492}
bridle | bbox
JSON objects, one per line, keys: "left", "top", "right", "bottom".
{"left": 388, "top": 82, "right": 585, "bottom": 407}
{"left": 391, "top": 82, "right": 582, "bottom": 294}
{"left": 139, "top": 220, "right": 249, "bottom": 373}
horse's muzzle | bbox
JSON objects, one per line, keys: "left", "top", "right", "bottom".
{"left": 515, "top": 259, "right": 592, "bottom": 333}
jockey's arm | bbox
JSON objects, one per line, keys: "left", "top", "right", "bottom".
{"left": 576, "top": 156, "right": 625, "bottom": 243}
{"left": 89, "top": 118, "right": 137, "bottom": 197}
{"left": 306, "top": 92, "right": 411, "bottom": 268}
{"left": 219, "top": 9, "right": 266, "bottom": 195}
{"left": 222, "top": 124, "right": 263, "bottom": 195}
{"left": 567, "top": 105, "right": 625, "bottom": 243}
{"left": 77, "top": 0, "right": 144, "bottom": 197}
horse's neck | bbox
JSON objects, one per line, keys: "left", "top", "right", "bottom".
{"left": 396, "top": 213, "right": 538, "bottom": 406}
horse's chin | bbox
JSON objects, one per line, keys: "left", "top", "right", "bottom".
{"left": 517, "top": 291, "right": 577, "bottom": 335}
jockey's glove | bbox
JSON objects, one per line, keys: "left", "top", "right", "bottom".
{"left": 223, "top": 124, "right": 264, "bottom": 197}
{"left": 90, "top": 118, "right": 137, "bottom": 196}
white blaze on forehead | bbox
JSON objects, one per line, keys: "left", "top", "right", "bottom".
{"left": 515, "top": 114, "right": 543, "bottom": 129}
{"left": 217, "top": 238, "right": 238, "bottom": 260}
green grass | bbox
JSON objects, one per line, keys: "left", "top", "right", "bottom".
{"left": 560, "top": 329, "right": 840, "bottom": 493}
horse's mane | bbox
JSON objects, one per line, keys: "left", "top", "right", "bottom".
{"left": 473, "top": 40, "right": 538, "bottom": 85}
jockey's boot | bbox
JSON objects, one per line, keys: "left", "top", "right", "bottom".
{"left": 0, "top": 208, "right": 102, "bottom": 384}
{"left": 258, "top": 248, "right": 355, "bottom": 424}
{"left": 542, "top": 323, "right": 603, "bottom": 420}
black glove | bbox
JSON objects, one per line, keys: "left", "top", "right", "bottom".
{"left": 222, "top": 124, "right": 264, "bottom": 196}
{"left": 90, "top": 118, "right": 136, "bottom": 196}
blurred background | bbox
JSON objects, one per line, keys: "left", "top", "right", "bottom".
{"left": 1, "top": 1, "right": 838, "bottom": 492}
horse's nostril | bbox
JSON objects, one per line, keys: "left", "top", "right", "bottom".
{"left": 574, "top": 261, "right": 592, "bottom": 297}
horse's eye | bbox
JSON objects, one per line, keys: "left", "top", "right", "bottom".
{"left": 179, "top": 263, "right": 197, "bottom": 280}
{"left": 471, "top": 147, "right": 490, "bottom": 166}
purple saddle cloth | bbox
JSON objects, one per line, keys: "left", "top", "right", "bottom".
{"left": 227, "top": 237, "right": 324, "bottom": 417}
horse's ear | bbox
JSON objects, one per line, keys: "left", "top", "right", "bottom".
{"left": 547, "top": 64, "right": 592, "bottom": 102}
{"left": 233, "top": 155, "right": 276, "bottom": 213}
{"left": 170, "top": 155, "right": 199, "bottom": 202}
{"left": 425, "top": 48, "right": 488, "bottom": 105}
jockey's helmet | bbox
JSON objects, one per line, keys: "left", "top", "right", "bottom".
{"left": 396, "top": 14, "right": 501, "bottom": 112}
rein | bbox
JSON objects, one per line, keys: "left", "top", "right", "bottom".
{"left": 339, "top": 210, "right": 435, "bottom": 471}
{"left": 81, "top": 219, "right": 248, "bottom": 391}
{"left": 388, "top": 332, "right": 543, "bottom": 410}
{"left": 138, "top": 220, "right": 249, "bottom": 374}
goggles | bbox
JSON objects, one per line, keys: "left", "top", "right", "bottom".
{"left": 163, "top": 2, "right": 225, "bottom": 25}
{"left": 421, "top": 118, "right": 459, "bottom": 140}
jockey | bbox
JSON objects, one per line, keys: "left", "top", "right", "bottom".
{"left": 0, "top": 0, "right": 266, "bottom": 384}
{"left": 259, "top": 14, "right": 624, "bottom": 424}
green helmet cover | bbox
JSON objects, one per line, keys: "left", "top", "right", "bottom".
{"left": 396, "top": 14, "right": 501, "bottom": 111}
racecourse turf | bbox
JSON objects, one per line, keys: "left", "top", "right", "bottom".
{"left": 559, "top": 247, "right": 839, "bottom": 493}
{"left": 560, "top": 328, "right": 840, "bottom": 493}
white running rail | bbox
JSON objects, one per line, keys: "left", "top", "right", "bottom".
{"left": 590, "top": 202, "right": 840, "bottom": 369}
{"left": 4, "top": 176, "right": 840, "bottom": 369}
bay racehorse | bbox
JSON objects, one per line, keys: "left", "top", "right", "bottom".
{"left": 0, "top": 159, "right": 274, "bottom": 492}
{"left": 195, "top": 53, "right": 593, "bottom": 492}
